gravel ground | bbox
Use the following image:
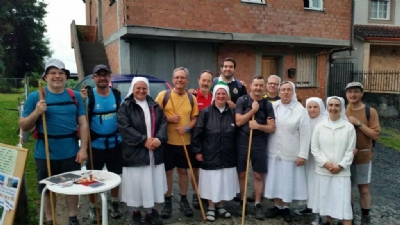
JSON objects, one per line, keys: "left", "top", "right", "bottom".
{"left": 50, "top": 141, "right": 400, "bottom": 225}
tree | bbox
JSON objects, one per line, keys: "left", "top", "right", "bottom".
{"left": 0, "top": 0, "right": 51, "bottom": 79}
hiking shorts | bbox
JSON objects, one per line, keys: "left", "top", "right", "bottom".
{"left": 237, "top": 147, "right": 267, "bottom": 174}
{"left": 35, "top": 156, "right": 81, "bottom": 194}
{"left": 164, "top": 144, "right": 200, "bottom": 171}
{"left": 350, "top": 161, "right": 372, "bottom": 185}
{"left": 86, "top": 143, "right": 123, "bottom": 174}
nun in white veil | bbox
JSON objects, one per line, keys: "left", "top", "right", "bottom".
{"left": 264, "top": 81, "right": 312, "bottom": 222}
{"left": 117, "top": 77, "right": 168, "bottom": 224}
{"left": 295, "top": 97, "right": 328, "bottom": 223}
{"left": 310, "top": 96, "right": 355, "bottom": 225}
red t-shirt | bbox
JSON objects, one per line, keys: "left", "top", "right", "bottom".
{"left": 196, "top": 88, "right": 212, "bottom": 111}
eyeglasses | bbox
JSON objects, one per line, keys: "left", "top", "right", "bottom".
{"left": 267, "top": 83, "right": 279, "bottom": 86}
{"left": 93, "top": 73, "right": 110, "bottom": 78}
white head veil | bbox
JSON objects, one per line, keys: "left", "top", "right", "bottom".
{"left": 212, "top": 84, "right": 230, "bottom": 102}
{"left": 125, "top": 77, "right": 150, "bottom": 99}
{"left": 279, "top": 81, "right": 298, "bottom": 104}
{"left": 326, "top": 96, "right": 348, "bottom": 121}
{"left": 306, "top": 97, "right": 328, "bottom": 118}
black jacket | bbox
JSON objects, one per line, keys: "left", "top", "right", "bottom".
{"left": 191, "top": 103, "right": 236, "bottom": 170}
{"left": 117, "top": 95, "right": 168, "bottom": 167}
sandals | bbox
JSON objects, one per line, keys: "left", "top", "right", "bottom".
{"left": 206, "top": 209, "right": 216, "bottom": 222}
{"left": 206, "top": 206, "right": 231, "bottom": 222}
{"left": 217, "top": 207, "right": 231, "bottom": 218}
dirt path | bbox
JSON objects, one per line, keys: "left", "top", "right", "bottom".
{"left": 50, "top": 142, "right": 400, "bottom": 225}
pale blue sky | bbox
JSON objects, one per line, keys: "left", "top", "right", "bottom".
{"left": 44, "top": 0, "right": 86, "bottom": 73}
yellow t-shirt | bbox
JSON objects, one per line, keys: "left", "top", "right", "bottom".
{"left": 155, "top": 90, "right": 199, "bottom": 145}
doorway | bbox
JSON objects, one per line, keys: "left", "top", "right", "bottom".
{"left": 261, "top": 56, "right": 280, "bottom": 80}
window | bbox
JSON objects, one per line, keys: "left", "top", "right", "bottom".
{"left": 370, "top": 0, "right": 390, "bottom": 20}
{"left": 241, "top": 0, "right": 266, "bottom": 5}
{"left": 303, "top": 0, "right": 323, "bottom": 11}
{"left": 296, "top": 54, "right": 318, "bottom": 87}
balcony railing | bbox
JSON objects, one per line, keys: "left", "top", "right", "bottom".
{"left": 351, "top": 70, "right": 400, "bottom": 94}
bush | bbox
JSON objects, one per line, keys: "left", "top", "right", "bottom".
{"left": 66, "top": 79, "right": 79, "bottom": 89}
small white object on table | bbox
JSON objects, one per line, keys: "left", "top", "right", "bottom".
{"left": 39, "top": 170, "right": 121, "bottom": 225}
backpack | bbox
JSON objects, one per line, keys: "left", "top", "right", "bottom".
{"left": 162, "top": 89, "right": 194, "bottom": 110}
{"left": 365, "top": 105, "right": 376, "bottom": 147}
{"left": 242, "top": 95, "right": 267, "bottom": 114}
{"left": 86, "top": 86, "right": 121, "bottom": 149}
{"left": 86, "top": 86, "right": 121, "bottom": 125}
{"left": 33, "top": 88, "right": 78, "bottom": 140}
{"left": 212, "top": 77, "right": 243, "bottom": 91}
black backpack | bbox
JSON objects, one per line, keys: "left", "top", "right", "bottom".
{"left": 86, "top": 86, "right": 121, "bottom": 149}
{"left": 365, "top": 105, "right": 376, "bottom": 147}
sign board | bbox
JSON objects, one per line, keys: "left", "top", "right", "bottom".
{"left": 241, "top": 0, "right": 266, "bottom": 4}
{"left": 0, "top": 143, "right": 28, "bottom": 225}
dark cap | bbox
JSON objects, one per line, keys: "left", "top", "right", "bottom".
{"left": 93, "top": 64, "right": 111, "bottom": 74}
{"left": 345, "top": 81, "right": 363, "bottom": 90}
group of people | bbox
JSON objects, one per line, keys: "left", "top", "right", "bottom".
{"left": 20, "top": 57, "right": 380, "bottom": 225}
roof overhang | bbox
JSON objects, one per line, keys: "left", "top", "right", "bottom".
{"left": 104, "top": 25, "right": 350, "bottom": 48}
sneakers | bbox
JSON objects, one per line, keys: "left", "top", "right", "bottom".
{"left": 282, "top": 208, "right": 292, "bottom": 222}
{"left": 132, "top": 210, "right": 142, "bottom": 224}
{"left": 238, "top": 201, "right": 249, "bottom": 216}
{"left": 69, "top": 220, "right": 80, "bottom": 225}
{"left": 294, "top": 207, "right": 313, "bottom": 216}
{"left": 311, "top": 214, "right": 322, "bottom": 225}
{"left": 265, "top": 206, "right": 282, "bottom": 218}
{"left": 192, "top": 194, "right": 200, "bottom": 209}
{"left": 233, "top": 193, "right": 241, "bottom": 202}
{"left": 361, "top": 215, "right": 371, "bottom": 225}
{"left": 179, "top": 199, "right": 193, "bottom": 217}
{"left": 110, "top": 201, "right": 122, "bottom": 218}
{"left": 160, "top": 199, "right": 172, "bottom": 219}
{"left": 89, "top": 206, "right": 101, "bottom": 224}
{"left": 145, "top": 209, "right": 163, "bottom": 225}
{"left": 254, "top": 203, "right": 264, "bottom": 220}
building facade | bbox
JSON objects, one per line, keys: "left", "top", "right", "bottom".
{"left": 75, "top": 0, "right": 352, "bottom": 103}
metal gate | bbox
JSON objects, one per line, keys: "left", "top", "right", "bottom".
{"left": 328, "top": 61, "right": 354, "bottom": 99}
{"left": 130, "top": 39, "right": 216, "bottom": 89}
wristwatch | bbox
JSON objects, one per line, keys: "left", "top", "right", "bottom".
{"left": 357, "top": 121, "right": 362, "bottom": 128}
{"left": 185, "top": 126, "right": 190, "bottom": 133}
{"left": 339, "top": 165, "right": 344, "bottom": 171}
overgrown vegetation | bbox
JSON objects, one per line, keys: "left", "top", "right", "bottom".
{"left": 0, "top": 94, "right": 38, "bottom": 225}
{"left": 378, "top": 128, "right": 400, "bottom": 151}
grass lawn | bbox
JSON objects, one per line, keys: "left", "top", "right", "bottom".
{"left": 378, "top": 128, "right": 400, "bottom": 151}
{"left": 0, "top": 93, "right": 39, "bottom": 225}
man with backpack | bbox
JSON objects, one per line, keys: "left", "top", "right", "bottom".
{"left": 155, "top": 67, "right": 199, "bottom": 219}
{"left": 345, "top": 82, "right": 380, "bottom": 225}
{"left": 19, "top": 59, "right": 88, "bottom": 225}
{"left": 80, "top": 64, "right": 123, "bottom": 223}
{"left": 235, "top": 75, "right": 275, "bottom": 220}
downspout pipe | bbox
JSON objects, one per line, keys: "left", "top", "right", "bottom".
{"left": 329, "top": 0, "right": 355, "bottom": 64}
{"left": 97, "top": 0, "right": 103, "bottom": 42}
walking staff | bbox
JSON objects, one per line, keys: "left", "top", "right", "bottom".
{"left": 38, "top": 80, "right": 57, "bottom": 225}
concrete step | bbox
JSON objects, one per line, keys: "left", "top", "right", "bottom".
{"left": 79, "top": 42, "right": 109, "bottom": 76}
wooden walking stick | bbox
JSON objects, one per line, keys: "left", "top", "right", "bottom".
{"left": 241, "top": 115, "right": 255, "bottom": 225}
{"left": 82, "top": 85, "right": 101, "bottom": 225}
{"left": 169, "top": 97, "right": 206, "bottom": 221}
{"left": 38, "top": 81, "right": 57, "bottom": 225}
